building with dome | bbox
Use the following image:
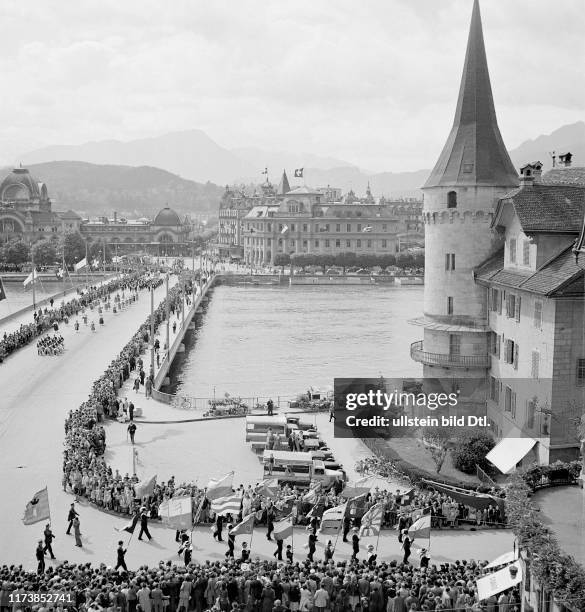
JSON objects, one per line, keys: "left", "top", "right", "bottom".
{"left": 0, "top": 167, "right": 82, "bottom": 243}
{"left": 78, "top": 206, "right": 194, "bottom": 254}
{"left": 0, "top": 166, "right": 193, "bottom": 255}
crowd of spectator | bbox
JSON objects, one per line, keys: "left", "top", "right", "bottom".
{"left": 0, "top": 555, "right": 520, "bottom": 612}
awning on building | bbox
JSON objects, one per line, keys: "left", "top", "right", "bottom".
{"left": 486, "top": 437, "right": 537, "bottom": 474}
{"left": 476, "top": 561, "right": 522, "bottom": 601}
{"left": 485, "top": 550, "right": 518, "bottom": 569}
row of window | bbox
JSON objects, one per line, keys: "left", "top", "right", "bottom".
{"left": 489, "top": 332, "right": 519, "bottom": 369}
{"left": 245, "top": 222, "right": 393, "bottom": 233}
{"left": 246, "top": 237, "right": 390, "bottom": 248}
{"left": 490, "top": 288, "right": 542, "bottom": 328}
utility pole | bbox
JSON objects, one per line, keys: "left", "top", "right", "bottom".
{"left": 31, "top": 247, "right": 36, "bottom": 311}
{"left": 150, "top": 283, "right": 155, "bottom": 380}
{"left": 165, "top": 273, "right": 170, "bottom": 363}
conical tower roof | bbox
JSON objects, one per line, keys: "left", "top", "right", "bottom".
{"left": 276, "top": 170, "right": 291, "bottom": 196}
{"left": 424, "top": 0, "right": 518, "bottom": 189}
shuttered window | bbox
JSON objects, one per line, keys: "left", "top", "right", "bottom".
{"left": 531, "top": 351, "right": 540, "bottom": 380}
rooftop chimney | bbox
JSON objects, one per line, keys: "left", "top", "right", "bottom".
{"left": 558, "top": 152, "right": 573, "bottom": 167}
{"left": 519, "top": 163, "right": 537, "bottom": 188}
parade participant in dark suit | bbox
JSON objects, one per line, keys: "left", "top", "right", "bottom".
{"left": 115, "top": 541, "right": 128, "bottom": 572}
{"left": 324, "top": 540, "right": 334, "bottom": 562}
{"left": 274, "top": 537, "right": 284, "bottom": 560}
{"left": 127, "top": 421, "right": 137, "bottom": 444}
{"left": 137, "top": 507, "right": 152, "bottom": 541}
{"left": 241, "top": 541, "right": 251, "bottom": 562}
{"left": 286, "top": 544, "right": 293, "bottom": 563}
{"left": 66, "top": 503, "right": 78, "bottom": 535}
{"left": 129, "top": 401, "right": 135, "bottom": 421}
{"left": 342, "top": 515, "right": 351, "bottom": 542}
{"left": 402, "top": 530, "right": 412, "bottom": 564}
{"left": 43, "top": 524, "right": 56, "bottom": 559}
{"left": 36, "top": 541, "right": 45, "bottom": 574}
{"left": 225, "top": 525, "right": 235, "bottom": 558}
{"left": 307, "top": 532, "right": 317, "bottom": 561}
{"left": 351, "top": 527, "right": 360, "bottom": 560}
{"left": 266, "top": 507, "right": 275, "bottom": 540}
{"left": 213, "top": 514, "right": 224, "bottom": 542}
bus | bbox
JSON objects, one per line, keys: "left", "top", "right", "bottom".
{"left": 262, "top": 450, "right": 345, "bottom": 488}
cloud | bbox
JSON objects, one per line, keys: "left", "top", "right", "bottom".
{"left": 0, "top": 0, "right": 583, "bottom": 172}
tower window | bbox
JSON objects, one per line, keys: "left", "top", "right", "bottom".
{"left": 445, "top": 253, "right": 456, "bottom": 271}
{"left": 447, "top": 191, "right": 457, "bottom": 208}
{"left": 447, "top": 296, "right": 454, "bottom": 315}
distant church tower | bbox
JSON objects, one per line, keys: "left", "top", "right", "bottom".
{"left": 412, "top": 0, "right": 518, "bottom": 382}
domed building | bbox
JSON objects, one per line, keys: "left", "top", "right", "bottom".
{"left": 0, "top": 166, "right": 81, "bottom": 243}
{"left": 79, "top": 205, "right": 193, "bottom": 255}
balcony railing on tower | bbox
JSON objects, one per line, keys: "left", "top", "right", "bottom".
{"left": 410, "top": 340, "right": 489, "bottom": 368}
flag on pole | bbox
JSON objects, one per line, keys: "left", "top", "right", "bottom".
{"left": 23, "top": 269, "right": 37, "bottom": 287}
{"left": 206, "top": 472, "right": 234, "bottom": 501}
{"left": 22, "top": 487, "right": 50, "bottom": 525}
{"left": 359, "top": 503, "right": 384, "bottom": 537}
{"left": 294, "top": 168, "right": 303, "bottom": 178}
{"left": 318, "top": 503, "right": 347, "bottom": 536}
{"left": 210, "top": 493, "right": 242, "bottom": 516}
{"left": 74, "top": 257, "right": 87, "bottom": 271}
{"left": 362, "top": 226, "right": 373, "bottom": 233}
{"left": 400, "top": 488, "right": 416, "bottom": 505}
{"left": 117, "top": 513, "right": 140, "bottom": 534}
{"left": 281, "top": 225, "right": 289, "bottom": 235}
{"left": 92, "top": 258, "right": 99, "bottom": 267}
{"left": 229, "top": 513, "right": 255, "bottom": 536}
{"left": 159, "top": 496, "right": 193, "bottom": 530}
{"left": 0, "top": 277, "right": 6, "bottom": 301}
{"left": 409, "top": 514, "right": 431, "bottom": 544}
{"left": 256, "top": 478, "right": 279, "bottom": 499}
{"left": 134, "top": 475, "right": 157, "bottom": 499}
{"left": 55, "top": 268, "right": 64, "bottom": 279}
{"left": 302, "top": 481, "right": 322, "bottom": 503}
{"left": 273, "top": 515, "right": 294, "bottom": 540}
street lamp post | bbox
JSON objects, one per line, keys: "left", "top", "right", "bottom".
{"left": 165, "top": 273, "right": 170, "bottom": 364}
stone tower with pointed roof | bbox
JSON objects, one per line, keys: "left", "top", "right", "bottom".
{"left": 411, "top": 0, "right": 518, "bottom": 381}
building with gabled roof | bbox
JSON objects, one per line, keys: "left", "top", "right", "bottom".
{"left": 411, "top": 0, "right": 584, "bottom": 468}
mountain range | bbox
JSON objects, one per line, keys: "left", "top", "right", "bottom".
{"left": 3, "top": 161, "right": 224, "bottom": 218}
{"left": 16, "top": 121, "right": 585, "bottom": 199}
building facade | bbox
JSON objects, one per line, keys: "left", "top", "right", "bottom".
{"left": 411, "top": 0, "right": 585, "bottom": 468}
{"left": 476, "top": 160, "right": 585, "bottom": 464}
{"left": 0, "top": 166, "right": 193, "bottom": 255}
{"left": 217, "top": 171, "right": 423, "bottom": 264}
{"left": 243, "top": 185, "right": 416, "bottom": 265}
{"left": 0, "top": 167, "right": 83, "bottom": 243}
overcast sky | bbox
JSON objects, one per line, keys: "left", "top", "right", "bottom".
{"left": 0, "top": 0, "right": 583, "bottom": 172}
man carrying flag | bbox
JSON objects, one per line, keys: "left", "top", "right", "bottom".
{"left": 405, "top": 514, "right": 431, "bottom": 564}
{"left": 229, "top": 513, "right": 255, "bottom": 538}
{"left": 272, "top": 514, "right": 293, "bottom": 561}
{"left": 359, "top": 503, "right": 384, "bottom": 538}
{"left": 206, "top": 471, "right": 234, "bottom": 500}
{"left": 22, "top": 487, "right": 50, "bottom": 525}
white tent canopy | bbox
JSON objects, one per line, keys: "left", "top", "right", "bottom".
{"left": 486, "top": 437, "right": 537, "bottom": 474}
{"left": 485, "top": 550, "right": 519, "bottom": 569}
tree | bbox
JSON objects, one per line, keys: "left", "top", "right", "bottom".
{"left": 421, "top": 426, "right": 457, "bottom": 474}
{"left": 1, "top": 239, "right": 30, "bottom": 266}
{"left": 274, "top": 253, "right": 290, "bottom": 273}
{"left": 31, "top": 240, "right": 58, "bottom": 266}
{"left": 60, "top": 231, "right": 87, "bottom": 267}
{"left": 451, "top": 431, "right": 496, "bottom": 475}
{"left": 337, "top": 252, "right": 356, "bottom": 275}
